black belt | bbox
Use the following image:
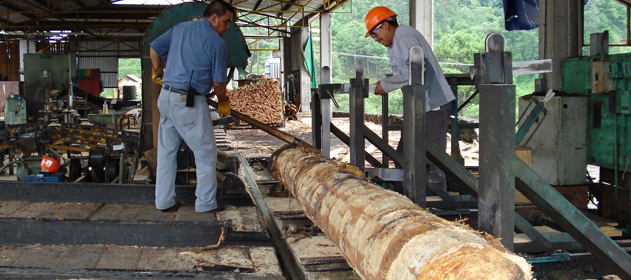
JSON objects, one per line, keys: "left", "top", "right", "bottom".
{"left": 163, "top": 85, "right": 187, "bottom": 94}
{"left": 163, "top": 85, "right": 206, "bottom": 96}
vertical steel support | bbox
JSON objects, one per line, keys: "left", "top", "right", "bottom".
{"left": 449, "top": 77, "right": 462, "bottom": 163}
{"left": 320, "top": 67, "right": 332, "bottom": 159}
{"left": 381, "top": 93, "right": 390, "bottom": 167}
{"left": 402, "top": 46, "right": 426, "bottom": 207}
{"left": 477, "top": 33, "right": 515, "bottom": 250}
{"left": 319, "top": 13, "right": 333, "bottom": 159}
{"left": 349, "top": 60, "right": 367, "bottom": 172}
{"left": 311, "top": 88, "right": 322, "bottom": 150}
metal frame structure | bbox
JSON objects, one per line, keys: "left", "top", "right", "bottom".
{"left": 311, "top": 34, "right": 631, "bottom": 278}
{"left": 0, "top": 0, "right": 351, "bottom": 43}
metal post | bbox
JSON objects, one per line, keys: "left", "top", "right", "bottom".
{"left": 320, "top": 66, "right": 332, "bottom": 159}
{"left": 402, "top": 46, "right": 426, "bottom": 207}
{"left": 449, "top": 77, "right": 462, "bottom": 163}
{"left": 320, "top": 13, "right": 333, "bottom": 158}
{"left": 349, "top": 60, "right": 367, "bottom": 172}
{"left": 477, "top": 33, "right": 515, "bottom": 250}
{"left": 381, "top": 93, "right": 389, "bottom": 167}
{"left": 311, "top": 88, "right": 322, "bottom": 150}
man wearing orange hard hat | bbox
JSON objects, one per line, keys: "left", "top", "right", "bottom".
{"left": 365, "top": 6, "right": 455, "bottom": 191}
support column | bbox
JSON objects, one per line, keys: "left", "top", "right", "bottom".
{"left": 320, "top": 13, "right": 333, "bottom": 158}
{"left": 410, "top": 0, "right": 434, "bottom": 47}
{"left": 477, "top": 34, "right": 515, "bottom": 250}
{"left": 349, "top": 60, "right": 367, "bottom": 172}
{"left": 539, "top": 0, "right": 582, "bottom": 91}
{"left": 286, "top": 26, "right": 312, "bottom": 112}
{"left": 402, "top": 46, "right": 426, "bottom": 207}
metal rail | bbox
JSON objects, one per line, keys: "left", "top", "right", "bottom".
{"left": 238, "top": 154, "right": 305, "bottom": 280}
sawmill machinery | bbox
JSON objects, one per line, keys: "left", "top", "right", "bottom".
{"left": 0, "top": 122, "right": 140, "bottom": 183}
{"left": 303, "top": 34, "right": 631, "bottom": 278}
{"left": 23, "top": 53, "right": 80, "bottom": 124}
{"left": 519, "top": 31, "right": 631, "bottom": 228}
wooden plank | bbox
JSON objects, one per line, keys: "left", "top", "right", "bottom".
{"left": 12, "top": 245, "right": 70, "bottom": 268}
{"left": 263, "top": 197, "right": 304, "bottom": 212}
{"left": 49, "top": 202, "right": 104, "bottom": 220}
{"left": 175, "top": 204, "right": 217, "bottom": 222}
{"left": 57, "top": 245, "right": 106, "bottom": 269}
{"left": 89, "top": 203, "right": 124, "bottom": 220}
{"left": 95, "top": 246, "right": 142, "bottom": 270}
{"left": 215, "top": 246, "right": 253, "bottom": 269}
{"left": 0, "top": 246, "right": 26, "bottom": 266}
{"left": 11, "top": 202, "right": 62, "bottom": 218}
{"left": 217, "top": 206, "right": 262, "bottom": 232}
{"left": 0, "top": 201, "right": 29, "bottom": 216}
{"left": 240, "top": 206, "right": 264, "bottom": 232}
{"left": 137, "top": 247, "right": 189, "bottom": 271}
{"left": 116, "top": 204, "right": 143, "bottom": 220}
{"left": 136, "top": 204, "right": 175, "bottom": 221}
{"left": 288, "top": 235, "right": 343, "bottom": 260}
{"left": 249, "top": 246, "right": 282, "bottom": 275}
{"left": 177, "top": 247, "right": 219, "bottom": 268}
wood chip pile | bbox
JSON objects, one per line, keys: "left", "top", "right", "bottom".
{"left": 227, "top": 79, "right": 283, "bottom": 125}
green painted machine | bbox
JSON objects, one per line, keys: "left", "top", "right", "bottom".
{"left": 23, "top": 53, "right": 76, "bottom": 121}
{"left": 5, "top": 95, "right": 27, "bottom": 125}
{"left": 561, "top": 38, "right": 631, "bottom": 225}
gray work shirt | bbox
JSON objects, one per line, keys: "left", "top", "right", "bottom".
{"left": 380, "top": 25, "right": 455, "bottom": 111}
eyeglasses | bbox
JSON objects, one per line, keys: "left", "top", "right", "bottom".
{"left": 370, "top": 23, "right": 383, "bottom": 38}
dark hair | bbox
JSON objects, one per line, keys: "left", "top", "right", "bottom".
{"left": 204, "top": 0, "right": 236, "bottom": 18}
{"left": 384, "top": 16, "right": 398, "bottom": 27}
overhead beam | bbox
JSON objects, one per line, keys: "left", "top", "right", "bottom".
{"left": 0, "top": 2, "right": 38, "bottom": 19}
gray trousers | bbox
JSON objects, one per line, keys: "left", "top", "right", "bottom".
{"left": 397, "top": 101, "right": 452, "bottom": 191}
{"left": 155, "top": 87, "right": 218, "bottom": 212}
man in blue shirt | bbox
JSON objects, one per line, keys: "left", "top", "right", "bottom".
{"left": 365, "top": 6, "right": 455, "bottom": 192}
{"left": 149, "top": 0, "right": 234, "bottom": 212}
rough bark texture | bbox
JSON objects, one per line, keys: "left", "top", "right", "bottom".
{"left": 271, "top": 146, "right": 531, "bottom": 280}
{"left": 227, "top": 79, "right": 283, "bottom": 125}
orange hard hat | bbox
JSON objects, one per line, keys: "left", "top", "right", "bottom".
{"left": 40, "top": 155, "right": 60, "bottom": 174}
{"left": 365, "top": 6, "right": 397, "bottom": 38}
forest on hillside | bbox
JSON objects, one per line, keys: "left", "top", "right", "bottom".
{"left": 116, "top": 0, "right": 630, "bottom": 119}
{"left": 325, "top": 0, "right": 630, "bottom": 119}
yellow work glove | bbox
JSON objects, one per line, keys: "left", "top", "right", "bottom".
{"left": 152, "top": 66, "right": 164, "bottom": 85}
{"left": 217, "top": 100, "right": 231, "bottom": 115}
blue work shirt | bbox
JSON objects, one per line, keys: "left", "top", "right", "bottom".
{"left": 150, "top": 18, "right": 227, "bottom": 94}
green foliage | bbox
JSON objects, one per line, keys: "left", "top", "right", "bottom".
{"left": 119, "top": 58, "right": 141, "bottom": 79}
{"left": 324, "top": 0, "right": 540, "bottom": 119}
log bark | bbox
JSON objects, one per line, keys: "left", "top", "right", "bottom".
{"left": 271, "top": 146, "right": 531, "bottom": 280}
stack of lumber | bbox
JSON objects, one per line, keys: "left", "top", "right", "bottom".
{"left": 227, "top": 79, "right": 283, "bottom": 125}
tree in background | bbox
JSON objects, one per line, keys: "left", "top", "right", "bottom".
{"left": 328, "top": 0, "right": 538, "bottom": 118}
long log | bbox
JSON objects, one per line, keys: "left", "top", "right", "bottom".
{"left": 271, "top": 146, "right": 531, "bottom": 280}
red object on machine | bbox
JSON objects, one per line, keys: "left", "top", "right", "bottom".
{"left": 77, "top": 68, "right": 101, "bottom": 97}
{"left": 40, "top": 155, "right": 60, "bottom": 174}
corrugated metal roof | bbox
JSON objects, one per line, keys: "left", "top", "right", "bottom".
{"left": 77, "top": 56, "right": 118, "bottom": 88}
{"left": 0, "top": 0, "right": 350, "bottom": 41}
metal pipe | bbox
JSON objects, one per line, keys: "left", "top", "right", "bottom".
{"left": 271, "top": 146, "right": 531, "bottom": 280}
